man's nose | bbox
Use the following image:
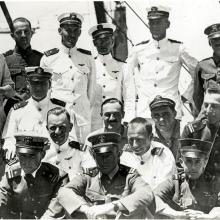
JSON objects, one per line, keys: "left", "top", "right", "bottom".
{"left": 109, "top": 114, "right": 115, "bottom": 120}
{"left": 21, "top": 30, "right": 26, "bottom": 37}
{"left": 55, "top": 127, "right": 61, "bottom": 134}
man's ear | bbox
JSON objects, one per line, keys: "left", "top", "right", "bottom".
{"left": 166, "top": 19, "right": 170, "bottom": 29}
{"left": 11, "top": 33, "right": 15, "bottom": 39}
{"left": 58, "top": 27, "right": 62, "bottom": 35}
{"left": 41, "top": 151, "right": 46, "bottom": 159}
{"left": 69, "top": 122, "right": 73, "bottom": 131}
{"left": 179, "top": 157, "right": 184, "bottom": 165}
{"left": 121, "top": 110, "right": 125, "bottom": 119}
{"left": 208, "top": 39, "right": 212, "bottom": 47}
{"left": 46, "top": 125, "right": 48, "bottom": 131}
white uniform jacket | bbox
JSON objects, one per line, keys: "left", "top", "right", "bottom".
{"left": 120, "top": 141, "right": 177, "bottom": 189}
{"left": 40, "top": 45, "right": 96, "bottom": 127}
{"left": 124, "top": 38, "right": 198, "bottom": 119}
{"left": 91, "top": 54, "right": 135, "bottom": 130}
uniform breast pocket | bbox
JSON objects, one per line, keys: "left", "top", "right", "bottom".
{"left": 78, "top": 64, "right": 90, "bottom": 76}
{"left": 162, "top": 56, "right": 179, "bottom": 65}
{"left": 86, "top": 189, "right": 104, "bottom": 203}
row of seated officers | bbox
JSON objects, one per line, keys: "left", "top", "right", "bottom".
{"left": 0, "top": 67, "right": 219, "bottom": 218}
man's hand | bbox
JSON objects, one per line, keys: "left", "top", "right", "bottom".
{"left": 184, "top": 209, "right": 207, "bottom": 219}
{"left": 4, "top": 145, "right": 16, "bottom": 161}
{"left": 82, "top": 203, "right": 115, "bottom": 219}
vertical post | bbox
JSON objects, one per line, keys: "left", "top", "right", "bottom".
{"left": 94, "top": 1, "right": 107, "bottom": 24}
{"left": 0, "top": 1, "right": 13, "bottom": 33}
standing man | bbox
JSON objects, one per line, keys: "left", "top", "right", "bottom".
{"left": 124, "top": 5, "right": 197, "bottom": 119}
{"left": 46, "top": 107, "right": 94, "bottom": 180}
{"left": 0, "top": 133, "right": 68, "bottom": 219}
{"left": 0, "top": 55, "right": 14, "bottom": 136}
{"left": 120, "top": 117, "right": 177, "bottom": 190}
{"left": 182, "top": 88, "right": 220, "bottom": 176}
{"left": 193, "top": 23, "right": 220, "bottom": 115}
{"left": 4, "top": 17, "right": 43, "bottom": 115}
{"left": 40, "top": 12, "right": 96, "bottom": 143}
{"left": 150, "top": 95, "right": 180, "bottom": 159}
{"left": 2, "top": 67, "right": 66, "bottom": 160}
{"left": 88, "top": 23, "right": 135, "bottom": 130}
{"left": 57, "top": 132, "right": 155, "bottom": 219}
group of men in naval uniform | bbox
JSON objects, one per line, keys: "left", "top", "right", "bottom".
{"left": 1, "top": 1, "right": 220, "bottom": 219}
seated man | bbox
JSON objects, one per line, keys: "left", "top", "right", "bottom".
{"left": 46, "top": 106, "right": 95, "bottom": 180}
{"left": 120, "top": 117, "right": 176, "bottom": 190}
{"left": 150, "top": 95, "right": 180, "bottom": 160}
{"left": 0, "top": 133, "right": 68, "bottom": 219}
{"left": 155, "top": 138, "right": 220, "bottom": 219}
{"left": 57, "top": 132, "right": 155, "bottom": 219}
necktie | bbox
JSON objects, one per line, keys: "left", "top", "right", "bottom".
{"left": 101, "top": 174, "right": 111, "bottom": 192}
{"left": 25, "top": 174, "right": 35, "bottom": 185}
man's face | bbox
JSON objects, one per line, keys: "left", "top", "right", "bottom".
{"left": 204, "top": 93, "right": 220, "bottom": 125}
{"left": 151, "top": 106, "right": 176, "bottom": 132}
{"left": 47, "top": 113, "right": 72, "bottom": 146}
{"left": 94, "top": 34, "right": 114, "bottom": 55}
{"left": 12, "top": 20, "right": 32, "bottom": 50}
{"left": 128, "top": 123, "right": 152, "bottom": 156}
{"left": 209, "top": 37, "right": 220, "bottom": 57}
{"left": 181, "top": 156, "right": 208, "bottom": 180}
{"left": 29, "top": 80, "right": 50, "bottom": 101}
{"left": 59, "top": 24, "right": 81, "bottom": 48}
{"left": 102, "top": 102, "right": 124, "bottom": 132}
{"left": 95, "top": 147, "right": 119, "bottom": 174}
{"left": 18, "top": 152, "right": 43, "bottom": 174}
{"left": 148, "top": 18, "right": 169, "bottom": 40}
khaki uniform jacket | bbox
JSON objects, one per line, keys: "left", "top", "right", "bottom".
{"left": 57, "top": 164, "right": 155, "bottom": 219}
{"left": 0, "top": 162, "right": 68, "bottom": 219}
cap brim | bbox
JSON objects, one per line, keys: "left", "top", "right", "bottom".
{"left": 209, "top": 32, "right": 220, "bottom": 39}
{"left": 17, "top": 148, "right": 41, "bottom": 154}
{"left": 93, "top": 143, "right": 118, "bottom": 154}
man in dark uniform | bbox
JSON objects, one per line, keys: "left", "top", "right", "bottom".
{"left": 155, "top": 138, "right": 220, "bottom": 219}
{"left": 193, "top": 23, "right": 220, "bottom": 115}
{"left": 0, "top": 133, "right": 68, "bottom": 219}
{"left": 4, "top": 17, "right": 43, "bottom": 115}
{"left": 57, "top": 132, "right": 155, "bottom": 219}
{"left": 150, "top": 95, "right": 180, "bottom": 160}
{"left": 182, "top": 88, "right": 220, "bottom": 176}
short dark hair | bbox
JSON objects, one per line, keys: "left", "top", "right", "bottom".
{"left": 12, "top": 17, "right": 32, "bottom": 32}
{"left": 101, "top": 98, "right": 124, "bottom": 114}
{"left": 46, "top": 107, "right": 70, "bottom": 124}
{"left": 129, "top": 117, "right": 152, "bottom": 136}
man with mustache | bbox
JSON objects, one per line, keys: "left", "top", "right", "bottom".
{"left": 46, "top": 106, "right": 94, "bottom": 180}
{"left": 120, "top": 117, "right": 176, "bottom": 190}
{"left": 182, "top": 88, "right": 220, "bottom": 176}
{"left": 4, "top": 17, "right": 43, "bottom": 115}
{"left": 150, "top": 95, "right": 180, "bottom": 160}
{"left": 40, "top": 12, "right": 96, "bottom": 144}
{"left": 193, "top": 23, "right": 220, "bottom": 115}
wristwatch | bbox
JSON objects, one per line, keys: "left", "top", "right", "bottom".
{"left": 112, "top": 201, "right": 120, "bottom": 212}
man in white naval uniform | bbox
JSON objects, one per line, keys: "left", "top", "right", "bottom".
{"left": 2, "top": 67, "right": 66, "bottom": 160}
{"left": 88, "top": 23, "right": 135, "bottom": 131}
{"left": 120, "top": 117, "right": 177, "bottom": 190}
{"left": 124, "top": 5, "right": 198, "bottom": 120}
{"left": 40, "top": 12, "right": 96, "bottom": 143}
{"left": 46, "top": 106, "right": 94, "bottom": 180}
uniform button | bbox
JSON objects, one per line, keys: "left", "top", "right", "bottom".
{"left": 154, "top": 83, "right": 157, "bottom": 87}
{"left": 156, "top": 72, "right": 158, "bottom": 74}
{"left": 103, "top": 85, "right": 106, "bottom": 88}
{"left": 32, "top": 198, "right": 35, "bottom": 201}
{"left": 33, "top": 210, "right": 37, "bottom": 214}
{"left": 42, "top": 172, "right": 45, "bottom": 175}
{"left": 103, "top": 96, "right": 106, "bottom": 99}
{"left": 69, "top": 55, "right": 71, "bottom": 58}
{"left": 24, "top": 198, "right": 27, "bottom": 202}
{"left": 157, "top": 46, "right": 160, "bottom": 49}
{"left": 69, "top": 166, "right": 71, "bottom": 169}
{"left": 156, "top": 57, "right": 159, "bottom": 60}
{"left": 38, "top": 108, "right": 41, "bottom": 111}
{"left": 153, "top": 176, "right": 156, "bottom": 179}
{"left": 30, "top": 183, "right": 34, "bottom": 187}
{"left": 72, "top": 90, "right": 75, "bottom": 93}
{"left": 71, "top": 78, "right": 74, "bottom": 81}
{"left": 49, "top": 174, "right": 53, "bottom": 178}
{"left": 70, "top": 66, "right": 72, "bottom": 69}
{"left": 103, "top": 74, "right": 105, "bottom": 76}
{"left": 73, "top": 103, "right": 76, "bottom": 105}
{"left": 103, "top": 63, "right": 106, "bottom": 66}
{"left": 115, "top": 77, "right": 118, "bottom": 79}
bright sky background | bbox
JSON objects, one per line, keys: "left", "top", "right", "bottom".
{"left": 0, "top": 0, "right": 220, "bottom": 60}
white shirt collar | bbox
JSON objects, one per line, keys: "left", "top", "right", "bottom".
{"left": 52, "top": 139, "right": 71, "bottom": 153}
{"left": 97, "top": 53, "right": 112, "bottom": 62}
{"left": 151, "top": 37, "right": 168, "bottom": 48}
{"left": 133, "top": 143, "right": 154, "bottom": 162}
{"left": 30, "top": 93, "right": 50, "bottom": 110}
{"left": 61, "top": 44, "right": 77, "bottom": 55}
{"left": 21, "top": 163, "right": 42, "bottom": 178}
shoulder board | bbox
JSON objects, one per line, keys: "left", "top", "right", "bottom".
{"left": 68, "top": 141, "right": 85, "bottom": 151}
{"left": 44, "top": 48, "right": 59, "bottom": 57}
{"left": 13, "top": 101, "right": 28, "bottom": 110}
{"left": 200, "top": 57, "right": 213, "bottom": 62}
{"left": 83, "top": 167, "right": 99, "bottom": 177}
{"left": 187, "top": 119, "right": 206, "bottom": 133}
{"left": 77, "top": 48, "right": 91, "bottom": 55}
{"left": 119, "top": 164, "right": 135, "bottom": 175}
{"left": 135, "top": 40, "right": 149, "bottom": 46}
{"left": 50, "top": 98, "right": 66, "bottom": 107}
{"left": 168, "top": 39, "right": 182, "bottom": 44}
{"left": 151, "top": 147, "right": 164, "bottom": 156}
{"left": 5, "top": 161, "right": 21, "bottom": 179}
{"left": 3, "top": 49, "right": 13, "bottom": 57}
{"left": 32, "top": 49, "right": 43, "bottom": 56}
{"left": 113, "top": 57, "right": 126, "bottom": 63}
